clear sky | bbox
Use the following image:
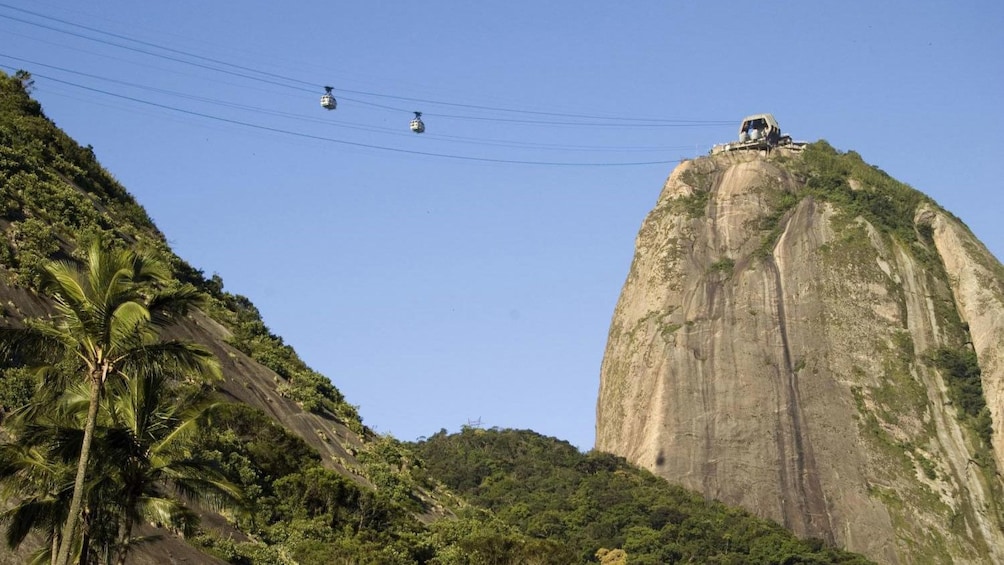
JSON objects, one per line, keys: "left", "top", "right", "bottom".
{"left": 2, "top": 1, "right": 1001, "bottom": 449}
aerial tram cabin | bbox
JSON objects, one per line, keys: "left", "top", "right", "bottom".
{"left": 738, "top": 113, "right": 781, "bottom": 144}
{"left": 710, "top": 113, "right": 804, "bottom": 154}
{"left": 320, "top": 86, "right": 336, "bottom": 110}
{"left": 319, "top": 86, "right": 424, "bottom": 134}
{"left": 410, "top": 111, "right": 425, "bottom": 133}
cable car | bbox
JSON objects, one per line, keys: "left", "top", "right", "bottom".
{"left": 320, "top": 86, "right": 336, "bottom": 110}
{"left": 410, "top": 111, "right": 425, "bottom": 133}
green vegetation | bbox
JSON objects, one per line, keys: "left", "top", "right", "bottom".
{"left": 190, "top": 411, "right": 584, "bottom": 564}
{"left": 0, "top": 243, "right": 221, "bottom": 565}
{"left": 190, "top": 404, "right": 435, "bottom": 564}
{"left": 679, "top": 167, "right": 713, "bottom": 192}
{"left": 708, "top": 257, "right": 735, "bottom": 278}
{"left": 737, "top": 141, "right": 935, "bottom": 267}
{"left": 671, "top": 163, "right": 717, "bottom": 219}
{"left": 209, "top": 289, "right": 362, "bottom": 429}
{"left": 0, "top": 70, "right": 363, "bottom": 433}
{"left": 924, "top": 346, "right": 993, "bottom": 445}
{"left": 750, "top": 141, "right": 928, "bottom": 262}
{"left": 0, "top": 74, "right": 157, "bottom": 286}
{"left": 659, "top": 322, "right": 682, "bottom": 340}
{"left": 0, "top": 367, "right": 240, "bottom": 565}
{"left": 787, "top": 142, "right": 993, "bottom": 449}
{"left": 753, "top": 185, "right": 800, "bottom": 259}
{"left": 670, "top": 189, "right": 710, "bottom": 219}
{"left": 412, "top": 428, "right": 874, "bottom": 565}
{"left": 792, "top": 141, "right": 927, "bottom": 242}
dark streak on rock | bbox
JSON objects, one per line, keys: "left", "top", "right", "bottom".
{"left": 767, "top": 214, "right": 835, "bottom": 543}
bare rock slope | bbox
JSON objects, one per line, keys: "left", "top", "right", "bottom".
{"left": 595, "top": 146, "right": 1004, "bottom": 564}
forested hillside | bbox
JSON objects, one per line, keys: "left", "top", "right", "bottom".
{"left": 0, "top": 70, "right": 872, "bottom": 564}
{"left": 411, "top": 428, "right": 873, "bottom": 564}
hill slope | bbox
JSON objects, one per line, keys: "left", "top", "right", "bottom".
{"left": 595, "top": 144, "right": 1004, "bottom": 563}
{"left": 412, "top": 427, "right": 873, "bottom": 564}
{"left": 0, "top": 69, "right": 398, "bottom": 563}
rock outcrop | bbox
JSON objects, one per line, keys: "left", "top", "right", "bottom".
{"left": 595, "top": 146, "right": 1004, "bottom": 564}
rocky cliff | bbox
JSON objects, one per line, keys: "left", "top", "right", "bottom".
{"left": 595, "top": 144, "right": 1004, "bottom": 564}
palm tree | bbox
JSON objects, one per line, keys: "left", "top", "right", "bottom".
{"left": 1, "top": 377, "right": 241, "bottom": 565}
{"left": 0, "top": 441, "right": 72, "bottom": 562}
{"left": 0, "top": 242, "right": 221, "bottom": 565}
{"left": 95, "top": 370, "right": 242, "bottom": 565}
{"left": 0, "top": 391, "right": 91, "bottom": 565}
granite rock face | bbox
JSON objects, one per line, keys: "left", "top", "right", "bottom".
{"left": 595, "top": 148, "right": 1004, "bottom": 564}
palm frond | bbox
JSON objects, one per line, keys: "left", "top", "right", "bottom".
{"left": 3, "top": 497, "right": 61, "bottom": 548}
{"left": 147, "top": 284, "right": 205, "bottom": 328}
{"left": 133, "top": 496, "right": 199, "bottom": 534}
{"left": 58, "top": 381, "right": 93, "bottom": 415}
{"left": 151, "top": 401, "right": 218, "bottom": 455}
{"left": 173, "top": 474, "right": 245, "bottom": 512}
{"left": 114, "top": 532, "right": 165, "bottom": 555}
{"left": 41, "top": 260, "right": 89, "bottom": 316}
{"left": 0, "top": 327, "right": 64, "bottom": 367}
{"left": 28, "top": 545, "right": 54, "bottom": 565}
{"left": 0, "top": 443, "right": 66, "bottom": 485}
{"left": 19, "top": 423, "right": 84, "bottom": 464}
{"left": 88, "top": 244, "right": 140, "bottom": 303}
{"left": 32, "top": 364, "right": 75, "bottom": 395}
{"left": 117, "top": 341, "right": 222, "bottom": 383}
{"left": 129, "top": 252, "right": 172, "bottom": 286}
{"left": 107, "top": 301, "right": 153, "bottom": 355}
{"left": 30, "top": 322, "right": 86, "bottom": 362}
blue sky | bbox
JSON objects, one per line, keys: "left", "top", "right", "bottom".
{"left": 2, "top": 1, "right": 1001, "bottom": 449}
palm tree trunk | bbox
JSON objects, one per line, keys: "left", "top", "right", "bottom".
{"left": 54, "top": 374, "right": 102, "bottom": 565}
{"left": 113, "top": 543, "right": 127, "bottom": 565}
{"left": 77, "top": 528, "right": 90, "bottom": 565}
{"left": 113, "top": 512, "right": 133, "bottom": 565}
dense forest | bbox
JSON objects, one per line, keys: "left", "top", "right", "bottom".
{"left": 0, "top": 70, "right": 873, "bottom": 564}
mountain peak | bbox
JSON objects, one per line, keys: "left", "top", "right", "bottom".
{"left": 596, "top": 144, "right": 1004, "bottom": 563}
